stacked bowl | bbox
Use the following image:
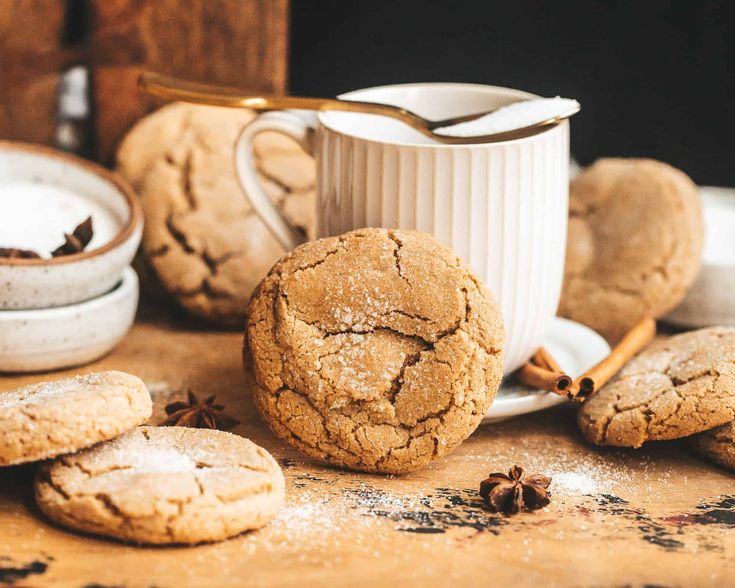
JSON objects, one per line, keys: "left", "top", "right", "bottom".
{"left": 0, "top": 142, "right": 142, "bottom": 372}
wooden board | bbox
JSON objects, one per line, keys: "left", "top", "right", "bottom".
{"left": 1, "top": 315, "right": 734, "bottom": 587}
{"left": 0, "top": 0, "right": 66, "bottom": 146}
{"left": 88, "top": 0, "right": 290, "bottom": 163}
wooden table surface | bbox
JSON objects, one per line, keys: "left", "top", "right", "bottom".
{"left": 1, "top": 313, "right": 734, "bottom": 587}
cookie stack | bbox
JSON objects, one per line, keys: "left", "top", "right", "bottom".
{"left": 116, "top": 103, "right": 316, "bottom": 327}
{"left": 577, "top": 327, "right": 735, "bottom": 470}
{"left": 559, "top": 159, "right": 735, "bottom": 470}
{"left": 1, "top": 371, "right": 284, "bottom": 545}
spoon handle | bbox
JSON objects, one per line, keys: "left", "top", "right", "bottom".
{"left": 139, "top": 72, "right": 427, "bottom": 132}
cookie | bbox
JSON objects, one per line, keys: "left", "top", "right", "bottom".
{"left": 116, "top": 102, "right": 316, "bottom": 326}
{"left": 689, "top": 421, "right": 735, "bottom": 471}
{"left": 0, "top": 371, "right": 151, "bottom": 467}
{"left": 559, "top": 158, "right": 703, "bottom": 343}
{"left": 245, "top": 228, "right": 504, "bottom": 474}
{"left": 578, "top": 327, "right": 735, "bottom": 447}
{"left": 35, "top": 426, "right": 285, "bottom": 545}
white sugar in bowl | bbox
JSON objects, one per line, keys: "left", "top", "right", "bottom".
{"left": 0, "top": 141, "right": 143, "bottom": 310}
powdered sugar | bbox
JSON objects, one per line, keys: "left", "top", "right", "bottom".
{"left": 552, "top": 471, "right": 600, "bottom": 495}
{"left": 0, "top": 372, "right": 126, "bottom": 408}
{"left": 435, "top": 97, "right": 579, "bottom": 138}
{"left": 127, "top": 446, "right": 198, "bottom": 473}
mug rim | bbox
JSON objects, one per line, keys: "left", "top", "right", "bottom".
{"left": 319, "top": 82, "right": 562, "bottom": 148}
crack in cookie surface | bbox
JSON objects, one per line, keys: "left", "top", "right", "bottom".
{"left": 246, "top": 228, "right": 504, "bottom": 473}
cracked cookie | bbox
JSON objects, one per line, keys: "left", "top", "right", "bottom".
{"left": 0, "top": 371, "right": 151, "bottom": 467}
{"left": 559, "top": 158, "right": 703, "bottom": 343}
{"left": 689, "top": 420, "right": 735, "bottom": 471}
{"left": 578, "top": 327, "right": 735, "bottom": 447}
{"left": 245, "top": 228, "right": 504, "bottom": 474}
{"left": 34, "top": 426, "right": 285, "bottom": 545}
{"left": 116, "top": 102, "right": 316, "bottom": 326}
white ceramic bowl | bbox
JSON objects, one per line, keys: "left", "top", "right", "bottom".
{"left": 665, "top": 186, "right": 735, "bottom": 328}
{"left": 0, "top": 141, "right": 143, "bottom": 310}
{"left": 0, "top": 267, "right": 139, "bottom": 372}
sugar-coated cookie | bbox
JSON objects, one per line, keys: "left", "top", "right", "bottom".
{"left": 578, "top": 327, "right": 735, "bottom": 447}
{"left": 35, "top": 426, "right": 285, "bottom": 545}
{"left": 689, "top": 421, "right": 735, "bottom": 471}
{"left": 0, "top": 371, "right": 151, "bottom": 467}
{"left": 116, "top": 102, "right": 315, "bottom": 326}
{"left": 245, "top": 228, "right": 504, "bottom": 474}
{"left": 560, "top": 158, "right": 703, "bottom": 343}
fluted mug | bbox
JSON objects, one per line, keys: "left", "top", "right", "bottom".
{"left": 235, "top": 83, "right": 569, "bottom": 373}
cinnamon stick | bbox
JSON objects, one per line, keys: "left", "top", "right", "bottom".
{"left": 517, "top": 349, "right": 573, "bottom": 396}
{"left": 534, "top": 347, "right": 563, "bottom": 373}
{"left": 569, "top": 317, "right": 657, "bottom": 402}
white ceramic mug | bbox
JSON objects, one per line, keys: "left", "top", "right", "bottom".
{"left": 235, "top": 83, "right": 569, "bottom": 373}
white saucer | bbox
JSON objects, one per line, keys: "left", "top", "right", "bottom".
{"left": 483, "top": 317, "right": 610, "bottom": 423}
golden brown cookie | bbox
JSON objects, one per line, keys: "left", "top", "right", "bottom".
{"left": 0, "top": 371, "right": 151, "bottom": 467}
{"left": 116, "top": 103, "right": 316, "bottom": 326}
{"left": 578, "top": 327, "right": 735, "bottom": 447}
{"left": 35, "top": 426, "right": 285, "bottom": 545}
{"left": 689, "top": 421, "right": 735, "bottom": 471}
{"left": 245, "top": 228, "right": 504, "bottom": 474}
{"left": 560, "top": 158, "right": 703, "bottom": 342}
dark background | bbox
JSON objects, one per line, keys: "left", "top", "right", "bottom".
{"left": 291, "top": 0, "right": 734, "bottom": 186}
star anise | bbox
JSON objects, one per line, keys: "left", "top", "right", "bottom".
{"left": 0, "top": 247, "right": 41, "bottom": 259}
{"left": 1, "top": 217, "right": 95, "bottom": 260}
{"left": 51, "top": 216, "right": 94, "bottom": 257}
{"left": 479, "top": 465, "right": 552, "bottom": 515}
{"left": 161, "top": 390, "right": 240, "bottom": 430}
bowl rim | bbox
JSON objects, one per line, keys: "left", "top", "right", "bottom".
{"left": 0, "top": 140, "right": 143, "bottom": 266}
{"left": 0, "top": 266, "right": 138, "bottom": 321}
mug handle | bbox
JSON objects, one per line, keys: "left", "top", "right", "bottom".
{"left": 235, "top": 111, "right": 315, "bottom": 250}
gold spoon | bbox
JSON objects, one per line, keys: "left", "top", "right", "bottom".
{"left": 139, "top": 72, "right": 580, "bottom": 145}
